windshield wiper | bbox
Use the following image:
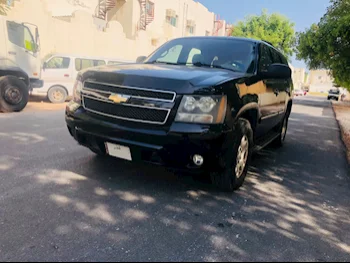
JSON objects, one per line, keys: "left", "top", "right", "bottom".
{"left": 146, "top": 61, "right": 185, "bottom": 66}
{"left": 193, "top": 63, "right": 238, "bottom": 72}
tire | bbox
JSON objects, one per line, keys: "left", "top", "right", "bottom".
{"left": 48, "top": 86, "right": 68, "bottom": 104}
{"left": 272, "top": 114, "right": 289, "bottom": 148}
{"left": 210, "top": 118, "right": 253, "bottom": 192}
{"left": 0, "top": 76, "right": 29, "bottom": 113}
{"left": 89, "top": 146, "right": 106, "bottom": 156}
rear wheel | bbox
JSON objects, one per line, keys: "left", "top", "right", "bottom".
{"left": 48, "top": 86, "right": 67, "bottom": 104}
{"left": 0, "top": 76, "right": 29, "bottom": 113}
{"left": 210, "top": 119, "right": 253, "bottom": 192}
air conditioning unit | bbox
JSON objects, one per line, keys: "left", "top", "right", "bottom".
{"left": 187, "top": 20, "right": 196, "bottom": 27}
{"left": 166, "top": 9, "right": 176, "bottom": 17}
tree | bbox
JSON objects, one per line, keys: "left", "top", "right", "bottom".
{"left": 296, "top": 0, "right": 350, "bottom": 90}
{"left": 231, "top": 10, "right": 296, "bottom": 58}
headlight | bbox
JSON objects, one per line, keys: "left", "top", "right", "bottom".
{"left": 175, "top": 95, "right": 227, "bottom": 124}
{"left": 73, "top": 79, "right": 83, "bottom": 104}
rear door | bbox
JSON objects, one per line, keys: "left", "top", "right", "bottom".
{"left": 255, "top": 44, "right": 280, "bottom": 137}
{"left": 270, "top": 47, "right": 288, "bottom": 122}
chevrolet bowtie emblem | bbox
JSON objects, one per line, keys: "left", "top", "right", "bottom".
{"left": 108, "top": 94, "right": 130, "bottom": 104}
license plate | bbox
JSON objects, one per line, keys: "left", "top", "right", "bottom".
{"left": 105, "top": 142, "right": 132, "bottom": 161}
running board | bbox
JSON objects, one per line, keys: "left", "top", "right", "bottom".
{"left": 253, "top": 132, "right": 280, "bottom": 152}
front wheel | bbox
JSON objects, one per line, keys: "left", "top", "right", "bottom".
{"left": 0, "top": 76, "right": 29, "bottom": 113}
{"left": 210, "top": 119, "right": 253, "bottom": 192}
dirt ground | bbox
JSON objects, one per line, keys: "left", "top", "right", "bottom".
{"left": 25, "top": 95, "right": 67, "bottom": 112}
{"left": 333, "top": 101, "right": 350, "bottom": 163}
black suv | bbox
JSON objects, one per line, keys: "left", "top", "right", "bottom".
{"left": 66, "top": 37, "right": 293, "bottom": 192}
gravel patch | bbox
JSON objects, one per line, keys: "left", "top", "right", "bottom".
{"left": 333, "top": 101, "right": 350, "bottom": 163}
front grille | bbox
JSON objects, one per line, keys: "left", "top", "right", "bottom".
{"left": 84, "top": 81, "right": 175, "bottom": 102}
{"left": 83, "top": 96, "right": 170, "bottom": 125}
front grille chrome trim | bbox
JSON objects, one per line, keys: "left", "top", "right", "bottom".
{"left": 83, "top": 80, "right": 176, "bottom": 103}
{"left": 82, "top": 95, "right": 171, "bottom": 125}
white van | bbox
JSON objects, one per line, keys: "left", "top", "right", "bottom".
{"left": 31, "top": 54, "right": 133, "bottom": 103}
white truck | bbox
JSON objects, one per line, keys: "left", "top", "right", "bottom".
{"left": 0, "top": 15, "right": 42, "bottom": 112}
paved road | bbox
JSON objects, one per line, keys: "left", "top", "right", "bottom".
{"left": 0, "top": 96, "right": 349, "bottom": 262}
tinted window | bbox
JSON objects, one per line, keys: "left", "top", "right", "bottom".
{"left": 46, "top": 57, "right": 70, "bottom": 69}
{"left": 259, "top": 44, "right": 273, "bottom": 72}
{"left": 280, "top": 55, "right": 288, "bottom": 66}
{"left": 146, "top": 38, "right": 256, "bottom": 73}
{"left": 270, "top": 48, "right": 282, "bottom": 64}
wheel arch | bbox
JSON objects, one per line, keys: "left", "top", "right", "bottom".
{"left": 234, "top": 102, "right": 260, "bottom": 133}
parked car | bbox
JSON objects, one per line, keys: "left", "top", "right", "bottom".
{"left": 294, "top": 89, "right": 304, "bottom": 96}
{"left": 327, "top": 89, "right": 340, "bottom": 101}
{"left": 66, "top": 37, "right": 293, "bottom": 192}
{"left": 31, "top": 54, "right": 133, "bottom": 103}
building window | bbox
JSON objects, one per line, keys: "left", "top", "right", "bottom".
{"left": 146, "top": 0, "right": 155, "bottom": 17}
{"left": 187, "top": 26, "right": 195, "bottom": 35}
{"left": 166, "top": 16, "right": 178, "bottom": 27}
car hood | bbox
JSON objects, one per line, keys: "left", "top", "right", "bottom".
{"left": 81, "top": 63, "right": 246, "bottom": 94}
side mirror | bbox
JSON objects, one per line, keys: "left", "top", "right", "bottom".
{"left": 260, "top": 64, "right": 292, "bottom": 79}
{"left": 136, "top": 56, "right": 147, "bottom": 63}
{"left": 43, "top": 62, "right": 47, "bottom": 70}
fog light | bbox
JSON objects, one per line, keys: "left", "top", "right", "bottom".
{"left": 193, "top": 155, "right": 204, "bottom": 166}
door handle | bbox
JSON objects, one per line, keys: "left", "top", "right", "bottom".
{"left": 64, "top": 74, "right": 70, "bottom": 78}
{"left": 8, "top": 51, "right": 16, "bottom": 55}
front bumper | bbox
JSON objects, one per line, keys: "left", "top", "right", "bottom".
{"left": 65, "top": 103, "right": 232, "bottom": 173}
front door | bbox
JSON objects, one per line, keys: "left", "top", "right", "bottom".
{"left": 5, "top": 20, "right": 41, "bottom": 79}
{"left": 42, "top": 56, "right": 72, "bottom": 81}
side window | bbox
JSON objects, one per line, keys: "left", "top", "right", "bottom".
{"left": 7, "top": 22, "right": 36, "bottom": 52}
{"left": 157, "top": 45, "right": 183, "bottom": 63}
{"left": 280, "top": 55, "right": 289, "bottom": 66}
{"left": 271, "top": 49, "right": 282, "bottom": 64}
{"left": 46, "top": 57, "right": 70, "bottom": 69}
{"left": 108, "top": 61, "right": 121, "bottom": 65}
{"left": 7, "top": 21, "right": 24, "bottom": 48}
{"left": 187, "top": 48, "right": 202, "bottom": 64}
{"left": 75, "top": 59, "right": 92, "bottom": 71}
{"left": 259, "top": 44, "right": 273, "bottom": 72}
{"left": 94, "top": 60, "right": 106, "bottom": 67}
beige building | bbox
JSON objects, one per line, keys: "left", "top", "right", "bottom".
{"left": 5, "top": 0, "right": 232, "bottom": 60}
{"left": 308, "top": 70, "right": 334, "bottom": 92}
{"left": 292, "top": 68, "right": 306, "bottom": 90}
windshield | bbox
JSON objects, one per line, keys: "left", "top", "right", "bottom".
{"left": 329, "top": 89, "right": 340, "bottom": 94}
{"left": 145, "top": 38, "right": 257, "bottom": 73}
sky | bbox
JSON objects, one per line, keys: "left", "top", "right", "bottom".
{"left": 196, "top": 0, "right": 331, "bottom": 69}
